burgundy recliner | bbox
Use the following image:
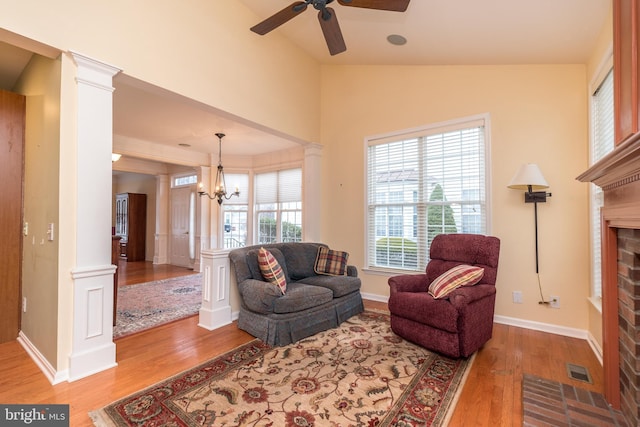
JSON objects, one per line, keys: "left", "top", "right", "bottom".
{"left": 388, "top": 233, "right": 501, "bottom": 358}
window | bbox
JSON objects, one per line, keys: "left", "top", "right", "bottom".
{"left": 222, "top": 173, "right": 249, "bottom": 249}
{"left": 255, "top": 168, "right": 302, "bottom": 244}
{"left": 173, "top": 174, "right": 198, "bottom": 187}
{"left": 366, "top": 115, "right": 489, "bottom": 272}
{"left": 590, "top": 68, "right": 614, "bottom": 299}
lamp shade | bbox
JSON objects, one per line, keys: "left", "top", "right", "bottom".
{"left": 508, "top": 163, "right": 549, "bottom": 191}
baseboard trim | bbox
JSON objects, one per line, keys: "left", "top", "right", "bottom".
{"left": 362, "top": 292, "right": 388, "bottom": 303}
{"left": 362, "top": 294, "right": 602, "bottom": 366}
{"left": 493, "top": 314, "right": 589, "bottom": 340}
{"left": 17, "top": 331, "right": 68, "bottom": 385}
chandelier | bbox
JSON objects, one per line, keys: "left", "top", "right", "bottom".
{"left": 198, "top": 132, "right": 240, "bottom": 205}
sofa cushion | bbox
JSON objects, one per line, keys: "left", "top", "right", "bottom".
{"left": 298, "top": 275, "right": 361, "bottom": 298}
{"left": 246, "top": 248, "right": 289, "bottom": 284}
{"left": 272, "top": 282, "right": 334, "bottom": 314}
{"left": 428, "top": 264, "right": 484, "bottom": 299}
{"left": 258, "top": 247, "right": 287, "bottom": 294}
{"left": 279, "top": 243, "right": 323, "bottom": 280}
{"left": 314, "top": 246, "right": 349, "bottom": 276}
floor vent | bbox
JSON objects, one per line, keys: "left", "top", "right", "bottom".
{"left": 566, "top": 363, "right": 592, "bottom": 384}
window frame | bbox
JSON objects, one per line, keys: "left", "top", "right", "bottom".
{"left": 364, "top": 113, "right": 492, "bottom": 274}
{"left": 588, "top": 52, "right": 614, "bottom": 305}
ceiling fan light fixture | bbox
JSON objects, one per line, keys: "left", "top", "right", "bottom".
{"left": 387, "top": 34, "right": 407, "bottom": 46}
{"left": 251, "top": 0, "right": 411, "bottom": 55}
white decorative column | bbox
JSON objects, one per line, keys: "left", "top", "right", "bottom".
{"left": 304, "top": 144, "right": 323, "bottom": 242}
{"left": 198, "top": 249, "right": 232, "bottom": 330}
{"left": 68, "top": 52, "right": 121, "bottom": 381}
{"left": 154, "top": 174, "right": 169, "bottom": 264}
{"left": 196, "top": 166, "right": 212, "bottom": 271}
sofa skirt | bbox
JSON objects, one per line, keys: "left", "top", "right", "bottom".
{"left": 238, "top": 291, "right": 365, "bottom": 346}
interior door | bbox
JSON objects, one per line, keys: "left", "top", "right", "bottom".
{"left": 170, "top": 186, "right": 192, "bottom": 267}
{"left": 0, "top": 90, "right": 25, "bottom": 343}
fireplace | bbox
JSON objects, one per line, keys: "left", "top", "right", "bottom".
{"left": 578, "top": 132, "right": 640, "bottom": 427}
{"left": 617, "top": 229, "right": 640, "bottom": 425}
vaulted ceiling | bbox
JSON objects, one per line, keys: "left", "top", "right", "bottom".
{"left": 0, "top": 0, "right": 611, "bottom": 162}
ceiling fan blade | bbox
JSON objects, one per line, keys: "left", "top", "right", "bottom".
{"left": 337, "top": 0, "right": 410, "bottom": 12}
{"left": 318, "top": 7, "right": 346, "bottom": 56}
{"left": 250, "top": 1, "right": 308, "bottom": 35}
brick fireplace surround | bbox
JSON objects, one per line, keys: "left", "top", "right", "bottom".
{"left": 578, "top": 132, "right": 640, "bottom": 427}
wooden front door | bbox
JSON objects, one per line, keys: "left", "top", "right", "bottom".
{"left": 0, "top": 90, "right": 25, "bottom": 343}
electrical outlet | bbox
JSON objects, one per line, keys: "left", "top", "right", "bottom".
{"left": 512, "top": 291, "right": 523, "bottom": 304}
{"left": 550, "top": 296, "right": 560, "bottom": 309}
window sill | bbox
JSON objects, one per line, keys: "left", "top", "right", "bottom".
{"left": 361, "top": 267, "right": 420, "bottom": 277}
{"left": 588, "top": 296, "right": 602, "bottom": 314}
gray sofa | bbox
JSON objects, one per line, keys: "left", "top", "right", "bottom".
{"left": 229, "top": 242, "right": 364, "bottom": 346}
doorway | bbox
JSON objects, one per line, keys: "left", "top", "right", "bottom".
{"left": 170, "top": 186, "right": 195, "bottom": 268}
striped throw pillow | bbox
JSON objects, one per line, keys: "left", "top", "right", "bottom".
{"left": 258, "top": 247, "right": 287, "bottom": 294}
{"left": 428, "top": 264, "right": 484, "bottom": 299}
{"left": 314, "top": 246, "right": 349, "bottom": 276}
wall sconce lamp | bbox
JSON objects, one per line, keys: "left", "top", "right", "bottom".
{"left": 198, "top": 132, "right": 240, "bottom": 205}
{"left": 508, "top": 163, "right": 552, "bottom": 273}
{"left": 508, "top": 163, "right": 553, "bottom": 304}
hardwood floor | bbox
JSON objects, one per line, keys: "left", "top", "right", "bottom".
{"left": 0, "top": 263, "right": 603, "bottom": 426}
{"left": 116, "top": 259, "right": 198, "bottom": 286}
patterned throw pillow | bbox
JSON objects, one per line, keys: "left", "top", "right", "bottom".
{"left": 428, "top": 264, "right": 484, "bottom": 299}
{"left": 258, "top": 247, "right": 287, "bottom": 294}
{"left": 314, "top": 246, "right": 349, "bottom": 276}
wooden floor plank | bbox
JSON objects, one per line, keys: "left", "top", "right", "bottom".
{"left": 0, "top": 263, "right": 604, "bottom": 426}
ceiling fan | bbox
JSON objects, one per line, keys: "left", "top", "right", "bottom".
{"left": 250, "top": 0, "right": 411, "bottom": 56}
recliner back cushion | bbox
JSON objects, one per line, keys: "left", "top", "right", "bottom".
{"left": 426, "top": 234, "right": 500, "bottom": 286}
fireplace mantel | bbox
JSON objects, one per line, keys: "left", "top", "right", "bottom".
{"left": 577, "top": 131, "right": 640, "bottom": 190}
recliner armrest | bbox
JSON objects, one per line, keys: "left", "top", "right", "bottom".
{"left": 448, "top": 284, "right": 496, "bottom": 308}
{"left": 388, "top": 274, "right": 429, "bottom": 293}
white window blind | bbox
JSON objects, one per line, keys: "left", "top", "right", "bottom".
{"left": 590, "top": 69, "right": 614, "bottom": 299}
{"left": 255, "top": 168, "right": 302, "bottom": 244}
{"left": 223, "top": 173, "right": 249, "bottom": 205}
{"left": 366, "top": 115, "right": 489, "bottom": 272}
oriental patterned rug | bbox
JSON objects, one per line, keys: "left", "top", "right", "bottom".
{"left": 113, "top": 274, "right": 202, "bottom": 339}
{"left": 92, "top": 311, "right": 474, "bottom": 426}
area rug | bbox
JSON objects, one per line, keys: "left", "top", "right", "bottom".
{"left": 113, "top": 274, "right": 202, "bottom": 339}
{"left": 92, "top": 311, "right": 474, "bottom": 426}
{"left": 522, "top": 373, "right": 629, "bottom": 426}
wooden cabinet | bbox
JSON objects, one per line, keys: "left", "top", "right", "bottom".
{"left": 613, "top": 0, "right": 640, "bottom": 144}
{"left": 115, "top": 193, "right": 147, "bottom": 262}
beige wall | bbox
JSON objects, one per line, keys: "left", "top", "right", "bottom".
{"left": 0, "top": 1, "right": 321, "bottom": 145}
{"left": 14, "top": 54, "right": 61, "bottom": 366}
{"left": 320, "top": 64, "right": 591, "bottom": 330}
